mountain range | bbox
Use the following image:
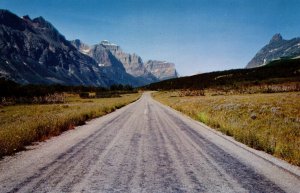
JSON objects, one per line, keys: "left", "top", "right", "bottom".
{"left": 0, "top": 9, "right": 178, "bottom": 87}
{"left": 1, "top": 9, "right": 298, "bottom": 86}
{"left": 246, "top": 33, "right": 300, "bottom": 68}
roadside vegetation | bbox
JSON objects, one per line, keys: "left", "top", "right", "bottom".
{"left": 152, "top": 91, "right": 300, "bottom": 166}
{"left": 0, "top": 78, "right": 137, "bottom": 105}
{"left": 0, "top": 79, "right": 141, "bottom": 158}
{"left": 148, "top": 58, "right": 300, "bottom": 165}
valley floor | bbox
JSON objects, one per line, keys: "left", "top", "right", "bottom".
{"left": 0, "top": 92, "right": 299, "bottom": 192}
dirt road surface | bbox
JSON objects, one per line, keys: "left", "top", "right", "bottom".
{"left": 1, "top": 92, "right": 300, "bottom": 193}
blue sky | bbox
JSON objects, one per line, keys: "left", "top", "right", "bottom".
{"left": 0, "top": 0, "right": 299, "bottom": 75}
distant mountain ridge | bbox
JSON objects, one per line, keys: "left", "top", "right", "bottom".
{"left": 145, "top": 57, "right": 300, "bottom": 91}
{"left": 246, "top": 33, "right": 300, "bottom": 68}
{"left": 145, "top": 60, "right": 178, "bottom": 80}
{"left": 0, "top": 9, "right": 178, "bottom": 86}
{"left": 71, "top": 40, "right": 178, "bottom": 85}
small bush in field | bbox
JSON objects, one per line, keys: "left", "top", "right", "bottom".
{"left": 179, "top": 89, "right": 205, "bottom": 97}
{"left": 79, "top": 92, "right": 90, "bottom": 98}
{"left": 198, "top": 112, "right": 208, "bottom": 123}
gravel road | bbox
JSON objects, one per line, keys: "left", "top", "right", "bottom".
{"left": 0, "top": 92, "right": 300, "bottom": 193}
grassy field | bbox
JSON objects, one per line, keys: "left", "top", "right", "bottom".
{"left": 0, "top": 93, "right": 141, "bottom": 158}
{"left": 152, "top": 91, "right": 300, "bottom": 166}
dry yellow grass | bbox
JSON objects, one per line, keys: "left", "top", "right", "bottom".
{"left": 0, "top": 93, "right": 141, "bottom": 157}
{"left": 153, "top": 91, "right": 300, "bottom": 166}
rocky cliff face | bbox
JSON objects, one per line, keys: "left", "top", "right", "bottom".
{"left": 71, "top": 40, "right": 142, "bottom": 86}
{"left": 246, "top": 33, "right": 300, "bottom": 68}
{"left": 71, "top": 39, "right": 91, "bottom": 55}
{"left": 72, "top": 40, "right": 178, "bottom": 84}
{"left": 145, "top": 60, "right": 178, "bottom": 80}
{"left": 99, "top": 41, "right": 158, "bottom": 83}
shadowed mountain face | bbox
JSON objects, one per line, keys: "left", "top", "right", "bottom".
{"left": 0, "top": 9, "right": 178, "bottom": 86}
{"left": 246, "top": 33, "right": 300, "bottom": 68}
{"left": 0, "top": 10, "right": 112, "bottom": 86}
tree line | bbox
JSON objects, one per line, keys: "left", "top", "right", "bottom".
{"left": 143, "top": 58, "right": 300, "bottom": 91}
